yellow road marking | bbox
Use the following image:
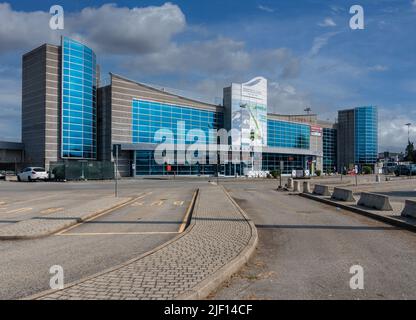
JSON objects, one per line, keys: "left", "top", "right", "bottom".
{"left": 173, "top": 201, "right": 184, "bottom": 207}
{"left": 57, "top": 231, "right": 179, "bottom": 236}
{"left": 55, "top": 192, "right": 151, "bottom": 235}
{"left": 40, "top": 207, "right": 64, "bottom": 215}
{"left": 6, "top": 207, "right": 32, "bottom": 214}
{"left": 151, "top": 201, "right": 164, "bottom": 207}
{"left": 131, "top": 202, "right": 144, "bottom": 207}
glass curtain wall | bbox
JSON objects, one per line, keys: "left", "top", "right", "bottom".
{"left": 61, "top": 37, "right": 97, "bottom": 159}
{"left": 354, "top": 106, "right": 378, "bottom": 165}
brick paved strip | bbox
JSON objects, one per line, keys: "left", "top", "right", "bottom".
{"left": 28, "top": 185, "right": 258, "bottom": 300}
{"left": 0, "top": 196, "right": 139, "bottom": 240}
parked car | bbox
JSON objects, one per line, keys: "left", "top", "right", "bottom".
{"left": 383, "top": 162, "right": 397, "bottom": 174}
{"left": 0, "top": 171, "right": 5, "bottom": 180}
{"left": 17, "top": 167, "right": 49, "bottom": 182}
{"left": 394, "top": 164, "right": 416, "bottom": 176}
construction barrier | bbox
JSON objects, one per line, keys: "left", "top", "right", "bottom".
{"left": 357, "top": 192, "right": 393, "bottom": 211}
{"left": 313, "top": 184, "right": 331, "bottom": 196}
{"left": 303, "top": 181, "right": 311, "bottom": 194}
{"left": 287, "top": 178, "right": 294, "bottom": 189}
{"left": 401, "top": 200, "right": 416, "bottom": 218}
{"left": 293, "top": 180, "right": 302, "bottom": 193}
{"left": 331, "top": 187, "right": 356, "bottom": 202}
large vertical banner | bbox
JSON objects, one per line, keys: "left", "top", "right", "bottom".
{"left": 230, "top": 77, "right": 267, "bottom": 171}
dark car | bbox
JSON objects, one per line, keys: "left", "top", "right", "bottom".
{"left": 394, "top": 164, "right": 416, "bottom": 176}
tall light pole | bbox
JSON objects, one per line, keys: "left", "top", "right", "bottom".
{"left": 405, "top": 123, "right": 412, "bottom": 143}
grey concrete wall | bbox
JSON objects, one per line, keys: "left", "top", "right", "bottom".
{"left": 22, "top": 44, "right": 60, "bottom": 169}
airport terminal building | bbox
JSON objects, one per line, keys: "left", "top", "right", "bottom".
{"left": 18, "top": 37, "right": 377, "bottom": 178}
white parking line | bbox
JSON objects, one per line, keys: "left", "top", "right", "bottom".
{"left": 6, "top": 207, "right": 32, "bottom": 214}
{"left": 173, "top": 201, "right": 185, "bottom": 207}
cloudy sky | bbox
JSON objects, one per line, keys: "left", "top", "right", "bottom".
{"left": 0, "top": 0, "right": 415, "bottom": 151}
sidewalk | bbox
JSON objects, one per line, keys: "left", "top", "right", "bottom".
{"left": 28, "top": 185, "right": 258, "bottom": 300}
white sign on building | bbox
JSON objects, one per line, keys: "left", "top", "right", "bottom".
{"left": 230, "top": 77, "right": 268, "bottom": 150}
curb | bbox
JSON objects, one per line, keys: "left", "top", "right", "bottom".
{"left": 300, "top": 193, "right": 416, "bottom": 233}
{"left": 0, "top": 194, "right": 146, "bottom": 241}
{"left": 24, "top": 188, "right": 200, "bottom": 300}
{"left": 176, "top": 185, "right": 258, "bottom": 300}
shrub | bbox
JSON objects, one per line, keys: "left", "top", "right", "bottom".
{"left": 270, "top": 170, "right": 280, "bottom": 179}
{"left": 362, "top": 166, "right": 372, "bottom": 175}
{"left": 315, "top": 170, "right": 321, "bottom": 177}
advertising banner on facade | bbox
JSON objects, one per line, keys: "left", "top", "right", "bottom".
{"left": 230, "top": 77, "right": 268, "bottom": 150}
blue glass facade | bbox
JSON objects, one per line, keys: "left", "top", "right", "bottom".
{"left": 267, "top": 119, "right": 310, "bottom": 149}
{"left": 132, "top": 99, "right": 224, "bottom": 176}
{"left": 61, "top": 37, "right": 97, "bottom": 159}
{"left": 132, "top": 100, "right": 223, "bottom": 144}
{"left": 354, "top": 106, "right": 378, "bottom": 164}
{"left": 323, "top": 128, "right": 337, "bottom": 173}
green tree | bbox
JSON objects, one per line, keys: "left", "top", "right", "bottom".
{"left": 405, "top": 142, "right": 415, "bottom": 163}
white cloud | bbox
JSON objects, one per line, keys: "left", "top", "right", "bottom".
{"left": 309, "top": 32, "right": 339, "bottom": 56}
{"left": 258, "top": 5, "right": 275, "bottom": 13}
{"left": 378, "top": 110, "right": 416, "bottom": 151}
{"left": 0, "top": 2, "right": 186, "bottom": 54}
{"left": 368, "top": 65, "right": 389, "bottom": 72}
{"left": 123, "top": 37, "right": 300, "bottom": 81}
{"left": 0, "top": 76, "right": 21, "bottom": 141}
{"left": 330, "top": 5, "right": 345, "bottom": 13}
{"left": 318, "top": 18, "right": 337, "bottom": 27}
{"left": 0, "top": 3, "right": 58, "bottom": 53}
{"left": 268, "top": 82, "right": 310, "bottom": 114}
{"left": 69, "top": 3, "right": 186, "bottom": 54}
{"left": 412, "top": 0, "right": 416, "bottom": 8}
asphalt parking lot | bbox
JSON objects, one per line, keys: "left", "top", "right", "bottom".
{"left": 0, "top": 179, "right": 197, "bottom": 299}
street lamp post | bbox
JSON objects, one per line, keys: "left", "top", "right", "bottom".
{"left": 405, "top": 123, "right": 412, "bottom": 143}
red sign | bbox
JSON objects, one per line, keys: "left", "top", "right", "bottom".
{"left": 166, "top": 165, "right": 172, "bottom": 172}
{"left": 311, "top": 126, "right": 323, "bottom": 137}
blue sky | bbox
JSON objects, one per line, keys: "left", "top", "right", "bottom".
{"left": 0, "top": 0, "right": 415, "bottom": 151}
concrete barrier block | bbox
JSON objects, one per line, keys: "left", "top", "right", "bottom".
{"left": 401, "top": 200, "right": 416, "bottom": 218}
{"left": 331, "top": 187, "right": 356, "bottom": 202}
{"left": 303, "top": 181, "right": 311, "bottom": 194}
{"left": 293, "top": 180, "right": 302, "bottom": 193}
{"left": 287, "top": 178, "right": 293, "bottom": 189}
{"left": 357, "top": 192, "right": 393, "bottom": 211}
{"left": 313, "top": 184, "right": 331, "bottom": 196}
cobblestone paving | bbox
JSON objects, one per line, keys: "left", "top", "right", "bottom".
{"left": 0, "top": 196, "right": 130, "bottom": 239}
{"left": 35, "top": 185, "right": 253, "bottom": 300}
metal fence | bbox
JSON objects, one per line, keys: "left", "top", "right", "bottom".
{"left": 49, "top": 161, "right": 114, "bottom": 180}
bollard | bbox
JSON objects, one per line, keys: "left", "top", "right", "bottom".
{"left": 293, "top": 180, "right": 302, "bottom": 193}
{"left": 287, "top": 178, "right": 294, "bottom": 189}
{"left": 303, "top": 181, "right": 311, "bottom": 193}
